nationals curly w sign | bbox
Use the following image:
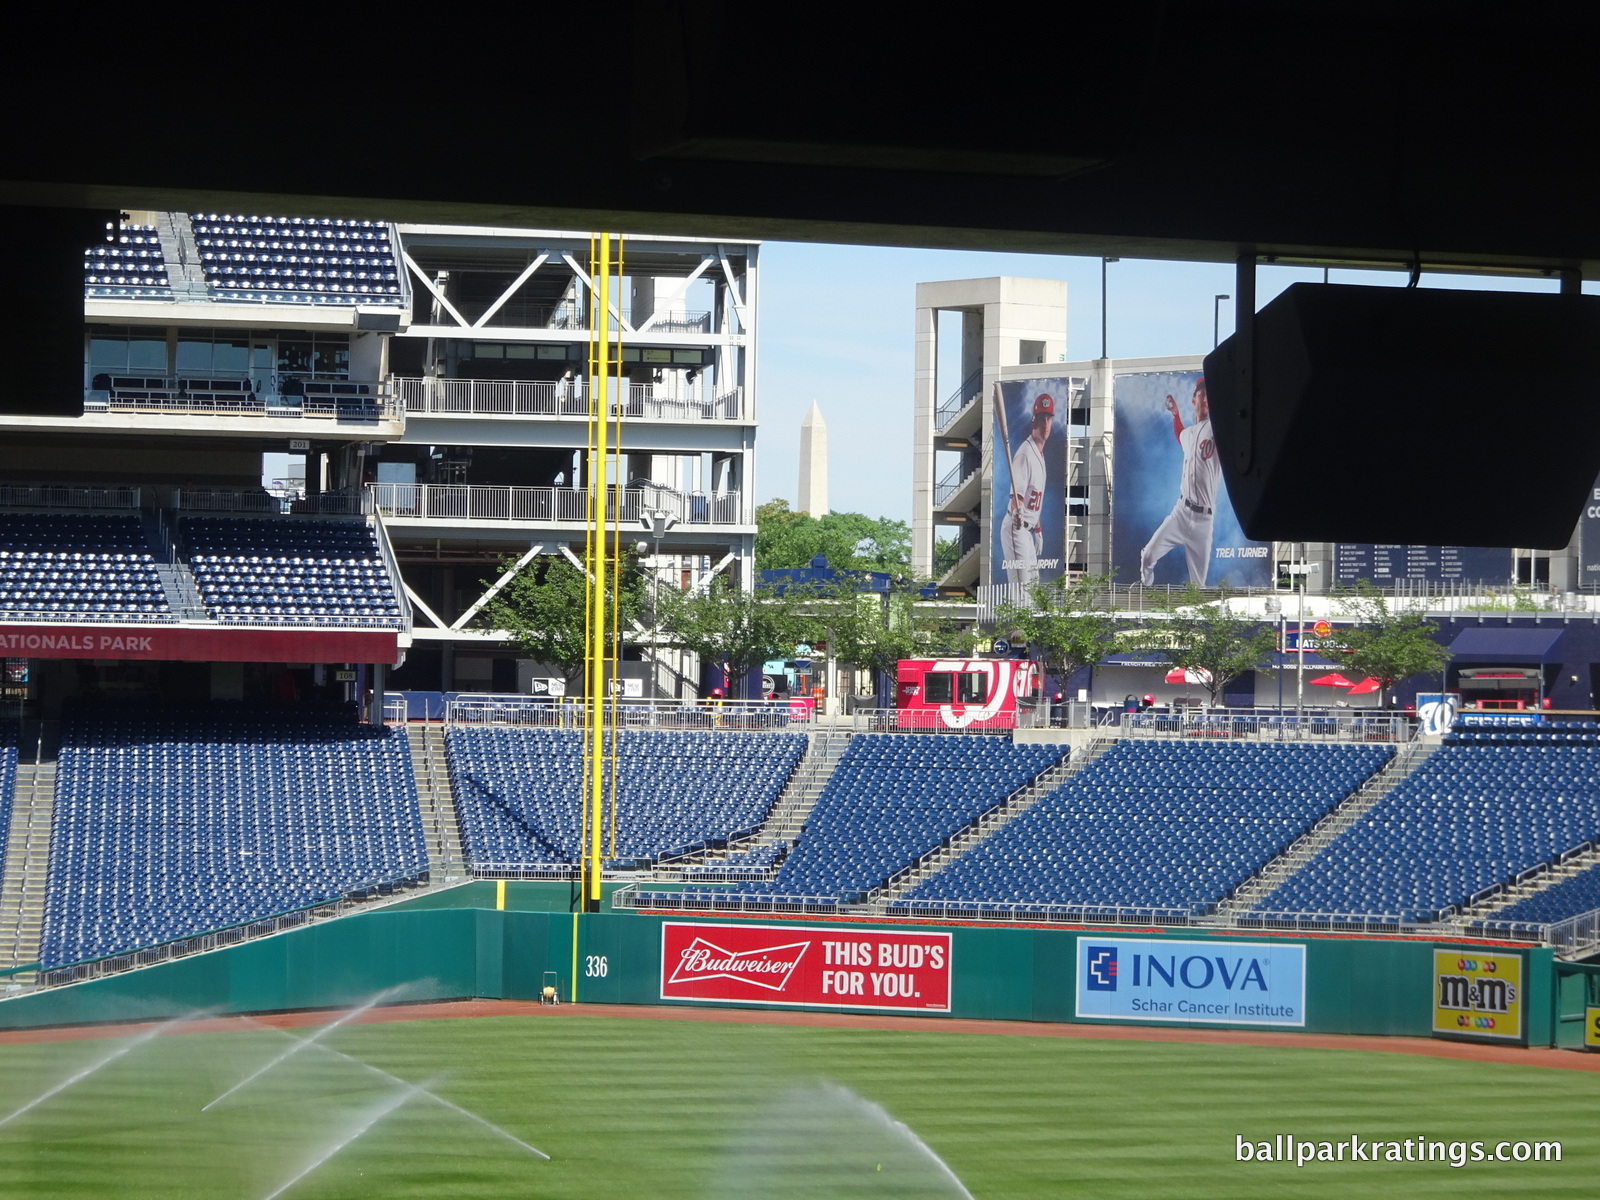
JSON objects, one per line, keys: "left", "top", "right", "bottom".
{"left": 659, "top": 922, "right": 951, "bottom": 1012}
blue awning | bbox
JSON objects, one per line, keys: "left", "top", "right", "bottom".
{"left": 1448, "top": 626, "right": 1564, "bottom": 663}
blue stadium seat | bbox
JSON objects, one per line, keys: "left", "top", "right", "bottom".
{"left": 907, "top": 740, "right": 1391, "bottom": 911}
{"left": 445, "top": 727, "right": 806, "bottom": 867}
{"left": 1257, "top": 729, "right": 1600, "bottom": 921}
{"left": 39, "top": 704, "right": 425, "bottom": 969}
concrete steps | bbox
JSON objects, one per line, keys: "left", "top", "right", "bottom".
{"left": 409, "top": 724, "right": 466, "bottom": 881}
{"left": 156, "top": 211, "right": 210, "bottom": 299}
{"left": 739, "top": 728, "right": 853, "bottom": 848}
{"left": 0, "top": 752, "right": 57, "bottom": 988}
{"left": 658, "top": 728, "right": 854, "bottom": 877}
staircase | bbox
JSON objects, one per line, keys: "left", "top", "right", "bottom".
{"left": 156, "top": 211, "right": 210, "bottom": 299}
{"left": 659, "top": 728, "right": 854, "bottom": 876}
{"left": 154, "top": 563, "right": 207, "bottom": 620}
{"left": 742, "top": 727, "right": 853, "bottom": 846}
{"left": 1208, "top": 738, "right": 1439, "bottom": 920}
{"left": 0, "top": 726, "right": 59, "bottom": 987}
{"left": 141, "top": 510, "right": 207, "bottom": 620}
{"left": 1438, "top": 844, "right": 1600, "bottom": 929}
{"left": 871, "top": 737, "right": 1117, "bottom": 905}
{"left": 409, "top": 724, "right": 465, "bottom": 880}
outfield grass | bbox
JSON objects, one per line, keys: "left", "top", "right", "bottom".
{"left": 0, "top": 1014, "right": 1593, "bottom": 1199}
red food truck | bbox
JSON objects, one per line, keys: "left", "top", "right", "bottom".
{"left": 894, "top": 658, "right": 1041, "bottom": 730}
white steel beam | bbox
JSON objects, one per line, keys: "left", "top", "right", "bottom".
{"left": 451, "top": 542, "right": 547, "bottom": 629}
{"left": 559, "top": 544, "right": 649, "bottom": 633}
{"left": 402, "top": 251, "right": 470, "bottom": 328}
{"left": 693, "top": 551, "right": 736, "bottom": 593}
{"left": 715, "top": 246, "right": 746, "bottom": 325}
{"left": 560, "top": 253, "right": 634, "bottom": 334}
{"left": 473, "top": 253, "right": 549, "bottom": 329}
{"left": 403, "top": 582, "right": 448, "bottom": 629}
{"left": 636, "top": 255, "right": 716, "bottom": 335}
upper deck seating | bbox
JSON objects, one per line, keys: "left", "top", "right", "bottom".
{"left": 0, "top": 513, "right": 171, "bottom": 621}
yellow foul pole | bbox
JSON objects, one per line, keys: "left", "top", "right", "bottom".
{"left": 584, "top": 234, "right": 614, "bottom": 911}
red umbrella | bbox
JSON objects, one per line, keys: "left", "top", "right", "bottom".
{"left": 1346, "top": 677, "right": 1381, "bottom": 695}
{"left": 1309, "top": 673, "right": 1356, "bottom": 688}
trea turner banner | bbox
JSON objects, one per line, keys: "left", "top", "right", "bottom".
{"left": 660, "top": 922, "right": 951, "bottom": 1012}
{"left": 1076, "top": 937, "right": 1306, "bottom": 1026}
{"left": 990, "top": 378, "right": 1080, "bottom": 588}
{"left": 1111, "top": 371, "right": 1270, "bottom": 588}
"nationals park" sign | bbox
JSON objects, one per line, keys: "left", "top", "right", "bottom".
{"left": 659, "top": 922, "right": 951, "bottom": 1012}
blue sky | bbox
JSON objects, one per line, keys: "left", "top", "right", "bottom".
{"left": 754, "top": 245, "right": 1577, "bottom": 523}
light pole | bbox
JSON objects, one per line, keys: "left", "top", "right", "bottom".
{"left": 638, "top": 509, "right": 677, "bottom": 694}
{"left": 1101, "top": 257, "right": 1120, "bottom": 359}
{"left": 1264, "top": 597, "right": 1283, "bottom": 713}
{"left": 1213, "top": 294, "right": 1230, "bottom": 349}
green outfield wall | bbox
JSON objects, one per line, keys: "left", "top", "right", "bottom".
{"left": 0, "top": 905, "right": 1558, "bottom": 1047}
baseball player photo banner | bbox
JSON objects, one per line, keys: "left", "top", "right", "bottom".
{"left": 990, "top": 378, "right": 1077, "bottom": 588}
{"left": 1112, "top": 371, "right": 1270, "bottom": 588}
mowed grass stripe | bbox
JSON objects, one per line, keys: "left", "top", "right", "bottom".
{"left": 0, "top": 1014, "right": 1591, "bottom": 1198}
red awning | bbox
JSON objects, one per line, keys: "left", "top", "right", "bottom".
{"left": 1309, "top": 672, "right": 1356, "bottom": 688}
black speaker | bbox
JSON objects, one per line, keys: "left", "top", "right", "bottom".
{"left": 1205, "top": 283, "right": 1600, "bottom": 550}
{"left": 0, "top": 206, "right": 120, "bottom": 419}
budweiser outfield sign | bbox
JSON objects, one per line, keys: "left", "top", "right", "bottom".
{"left": 660, "top": 922, "right": 952, "bottom": 1012}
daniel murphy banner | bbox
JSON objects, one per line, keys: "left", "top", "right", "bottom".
{"left": 659, "top": 922, "right": 951, "bottom": 1012}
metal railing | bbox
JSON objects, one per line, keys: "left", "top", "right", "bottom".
{"left": 824, "top": 708, "right": 1036, "bottom": 734}
{"left": 176, "top": 488, "right": 282, "bottom": 513}
{"left": 933, "top": 461, "right": 977, "bottom": 507}
{"left": 373, "top": 483, "right": 743, "bottom": 527}
{"left": 1120, "top": 710, "right": 1413, "bottom": 743}
{"left": 1457, "top": 840, "right": 1598, "bottom": 912}
{"left": 1537, "top": 907, "right": 1600, "bottom": 956}
{"left": 445, "top": 694, "right": 805, "bottom": 731}
{"left": 612, "top": 888, "right": 844, "bottom": 916}
{"left": 390, "top": 377, "right": 744, "bottom": 421}
{"left": 883, "top": 899, "right": 1199, "bottom": 925}
{"left": 370, "top": 510, "right": 412, "bottom": 638}
{"left": 935, "top": 367, "right": 983, "bottom": 432}
{"left": 175, "top": 488, "right": 373, "bottom": 516}
{"left": 84, "top": 375, "right": 399, "bottom": 421}
{"left": 382, "top": 691, "right": 409, "bottom": 725}
{"left": 291, "top": 490, "right": 374, "bottom": 516}
{"left": 978, "top": 580, "right": 1600, "bottom": 620}
{"left": 1231, "top": 910, "right": 1424, "bottom": 934}
{"left": 0, "top": 610, "right": 179, "bottom": 627}
{"left": 468, "top": 863, "right": 581, "bottom": 880}
{"left": 0, "top": 484, "right": 141, "bottom": 510}
{"left": 206, "top": 612, "right": 404, "bottom": 629}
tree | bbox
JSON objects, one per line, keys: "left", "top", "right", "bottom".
{"left": 1317, "top": 580, "right": 1452, "bottom": 706}
{"left": 1135, "top": 584, "right": 1277, "bottom": 707}
{"left": 478, "top": 555, "right": 645, "bottom": 694}
{"left": 991, "top": 573, "right": 1120, "bottom": 696}
{"left": 654, "top": 573, "right": 806, "bottom": 698}
{"left": 754, "top": 498, "right": 911, "bottom": 573}
{"left": 814, "top": 576, "right": 976, "bottom": 706}
{"left": 932, "top": 534, "right": 962, "bottom": 578}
